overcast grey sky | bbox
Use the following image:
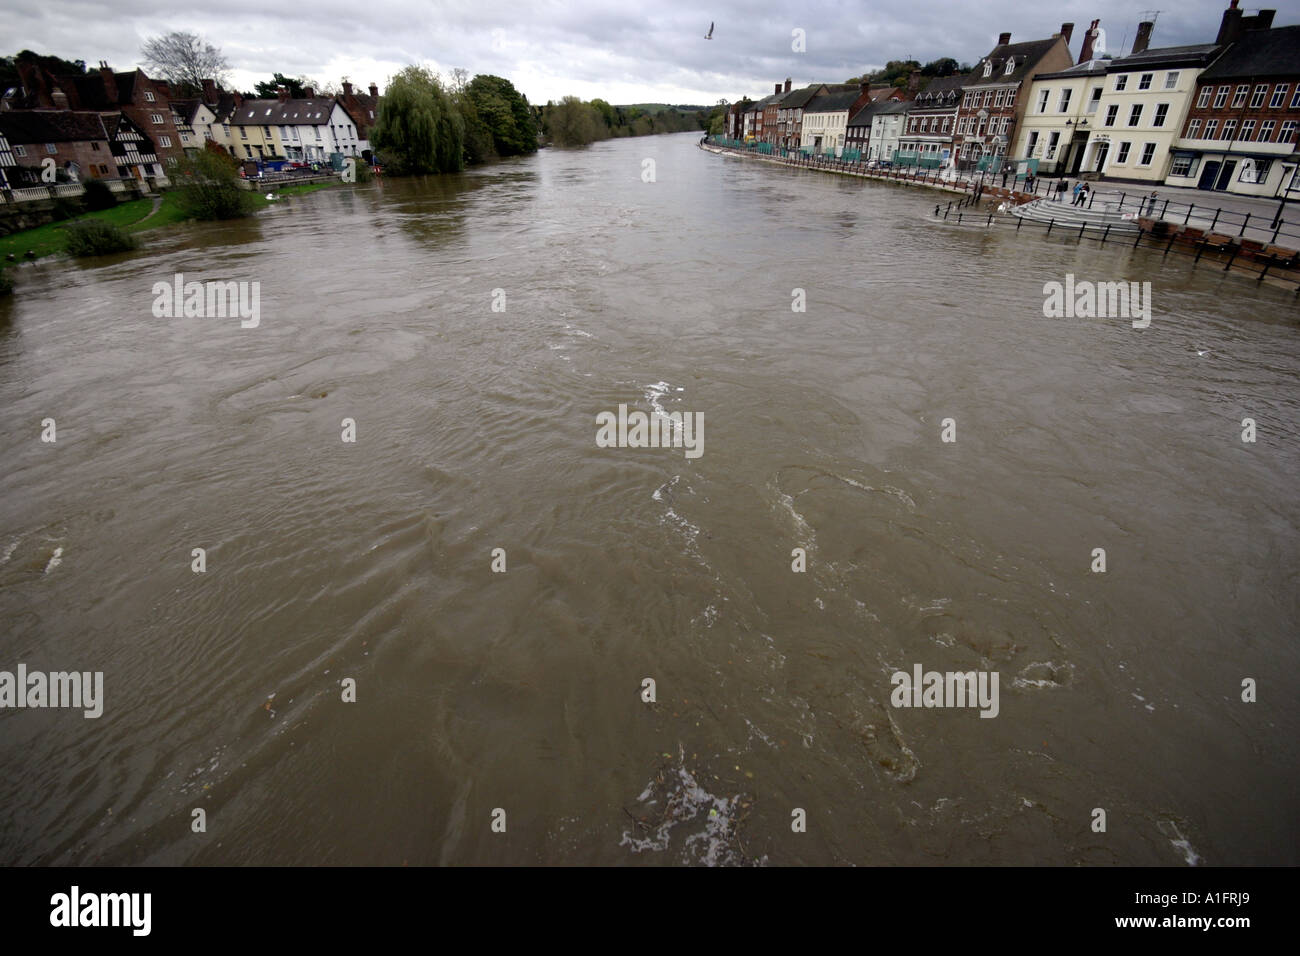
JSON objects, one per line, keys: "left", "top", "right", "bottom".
{"left": 7, "top": 1, "right": 1299, "bottom": 105}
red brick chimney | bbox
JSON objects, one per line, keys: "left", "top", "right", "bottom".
{"left": 998, "top": 32, "right": 1012, "bottom": 45}
{"left": 1217, "top": 0, "right": 1244, "bottom": 44}
{"left": 1133, "top": 21, "right": 1154, "bottom": 54}
{"left": 277, "top": 86, "right": 290, "bottom": 103}
{"left": 1060, "top": 22, "right": 1075, "bottom": 45}
{"left": 369, "top": 83, "right": 378, "bottom": 98}
{"left": 202, "top": 78, "right": 218, "bottom": 102}
{"left": 302, "top": 86, "right": 314, "bottom": 98}
{"left": 775, "top": 83, "right": 781, "bottom": 95}
{"left": 99, "top": 62, "right": 118, "bottom": 103}
{"left": 1079, "top": 19, "right": 1100, "bottom": 62}
{"left": 784, "top": 78, "right": 791, "bottom": 93}
{"left": 343, "top": 80, "right": 353, "bottom": 97}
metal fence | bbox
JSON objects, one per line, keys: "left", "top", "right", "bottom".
{"left": 930, "top": 197, "right": 1300, "bottom": 294}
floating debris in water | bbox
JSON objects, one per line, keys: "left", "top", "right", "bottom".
{"left": 620, "top": 745, "right": 763, "bottom": 866}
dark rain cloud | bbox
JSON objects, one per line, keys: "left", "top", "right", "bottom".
{"left": 3, "top": 0, "right": 1286, "bottom": 105}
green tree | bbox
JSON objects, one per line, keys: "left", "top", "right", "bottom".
{"left": 172, "top": 149, "right": 254, "bottom": 220}
{"left": 254, "top": 72, "right": 307, "bottom": 98}
{"left": 867, "top": 59, "right": 921, "bottom": 84}
{"left": 589, "top": 98, "right": 616, "bottom": 130}
{"left": 921, "top": 57, "right": 960, "bottom": 77}
{"left": 371, "top": 66, "right": 465, "bottom": 174}
{"left": 545, "top": 96, "right": 606, "bottom": 147}
{"left": 465, "top": 74, "right": 537, "bottom": 156}
{"left": 0, "top": 51, "right": 86, "bottom": 94}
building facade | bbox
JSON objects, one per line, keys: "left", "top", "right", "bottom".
{"left": 954, "top": 28, "right": 1075, "bottom": 170}
{"left": 1082, "top": 34, "right": 1222, "bottom": 182}
{"left": 897, "top": 74, "right": 965, "bottom": 166}
{"left": 1164, "top": 19, "right": 1300, "bottom": 196}
{"left": 799, "top": 87, "right": 870, "bottom": 155}
{"left": 776, "top": 85, "right": 827, "bottom": 149}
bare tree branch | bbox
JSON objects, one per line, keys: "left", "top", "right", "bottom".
{"left": 140, "top": 31, "right": 230, "bottom": 96}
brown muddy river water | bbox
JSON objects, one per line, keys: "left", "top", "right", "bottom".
{"left": 1, "top": 131, "right": 1296, "bottom": 865}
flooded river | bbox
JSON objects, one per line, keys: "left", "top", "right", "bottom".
{"left": 1, "top": 131, "right": 1296, "bottom": 865}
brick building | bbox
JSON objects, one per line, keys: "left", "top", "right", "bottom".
{"left": 0, "top": 110, "right": 114, "bottom": 183}
{"left": 10, "top": 60, "right": 186, "bottom": 167}
{"left": 1166, "top": 11, "right": 1299, "bottom": 196}
{"left": 953, "top": 27, "right": 1075, "bottom": 170}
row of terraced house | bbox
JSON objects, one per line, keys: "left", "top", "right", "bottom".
{"left": 0, "top": 58, "right": 382, "bottom": 194}
{"left": 724, "top": 1, "right": 1300, "bottom": 201}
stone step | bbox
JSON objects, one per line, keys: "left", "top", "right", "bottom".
{"left": 1010, "top": 199, "right": 1141, "bottom": 231}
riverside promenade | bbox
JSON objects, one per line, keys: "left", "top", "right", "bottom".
{"left": 699, "top": 141, "right": 1019, "bottom": 205}
{"left": 700, "top": 140, "right": 1300, "bottom": 293}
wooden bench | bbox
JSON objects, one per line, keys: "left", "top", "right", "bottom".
{"left": 1257, "top": 245, "right": 1298, "bottom": 281}
{"left": 1194, "top": 232, "right": 1236, "bottom": 262}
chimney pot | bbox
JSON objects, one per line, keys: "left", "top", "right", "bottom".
{"left": 998, "top": 32, "right": 1012, "bottom": 45}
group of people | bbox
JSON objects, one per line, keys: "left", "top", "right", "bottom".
{"left": 1053, "top": 179, "right": 1091, "bottom": 205}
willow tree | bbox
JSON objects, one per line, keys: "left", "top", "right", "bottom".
{"left": 371, "top": 66, "right": 465, "bottom": 174}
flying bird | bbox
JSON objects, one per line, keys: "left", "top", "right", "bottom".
{"left": 705, "top": 22, "right": 714, "bottom": 40}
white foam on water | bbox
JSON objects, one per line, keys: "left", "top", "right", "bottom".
{"left": 619, "top": 747, "right": 762, "bottom": 866}
{"left": 1159, "top": 820, "right": 1202, "bottom": 866}
{"left": 43, "top": 546, "right": 63, "bottom": 574}
{"left": 643, "top": 381, "right": 686, "bottom": 433}
{"left": 1, "top": 538, "right": 19, "bottom": 565}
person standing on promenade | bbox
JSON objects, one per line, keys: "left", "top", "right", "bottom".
{"left": 1075, "top": 182, "right": 1090, "bottom": 206}
{"left": 1056, "top": 178, "right": 1069, "bottom": 202}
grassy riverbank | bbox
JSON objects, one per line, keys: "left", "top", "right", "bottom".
{"left": 1, "top": 180, "right": 341, "bottom": 263}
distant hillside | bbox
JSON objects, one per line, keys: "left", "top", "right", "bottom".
{"left": 617, "top": 103, "right": 709, "bottom": 113}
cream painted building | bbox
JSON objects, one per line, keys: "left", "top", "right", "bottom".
{"left": 228, "top": 100, "right": 287, "bottom": 161}
{"left": 1081, "top": 41, "right": 1222, "bottom": 181}
{"left": 800, "top": 89, "right": 864, "bottom": 155}
{"left": 1015, "top": 58, "right": 1109, "bottom": 175}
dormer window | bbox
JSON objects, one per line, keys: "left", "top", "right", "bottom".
{"left": 983, "top": 61, "right": 993, "bottom": 77}
{"left": 1004, "top": 58, "right": 1015, "bottom": 75}
{"left": 144, "top": 91, "right": 155, "bottom": 102}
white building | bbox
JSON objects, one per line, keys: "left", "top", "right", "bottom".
{"left": 1016, "top": 57, "right": 1110, "bottom": 175}
{"left": 867, "top": 100, "right": 909, "bottom": 161}
{"left": 231, "top": 96, "right": 366, "bottom": 162}
{"left": 800, "top": 89, "right": 864, "bottom": 155}
{"left": 1082, "top": 32, "right": 1222, "bottom": 181}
